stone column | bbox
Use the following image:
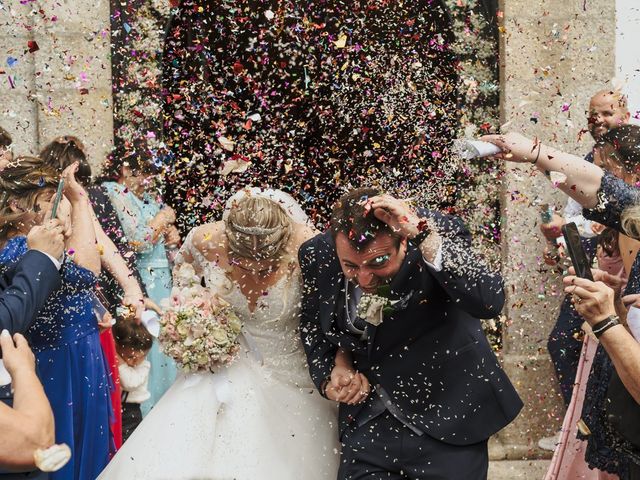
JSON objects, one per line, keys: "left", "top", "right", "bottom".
{"left": 0, "top": 3, "right": 38, "bottom": 155}
{"left": 0, "top": 1, "right": 112, "bottom": 167}
{"left": 494, "top": 0, "right": 616, "bottom": 459}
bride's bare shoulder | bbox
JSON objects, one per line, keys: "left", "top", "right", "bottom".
{"left": 189, "top": 223, "right": 226, "bottom": 259}
{"left": 291, "top": 223, "right": 320, "bottom": 249}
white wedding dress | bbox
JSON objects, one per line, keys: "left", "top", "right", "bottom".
{"left": 99, "top": 190, "right": 339, "bottom": 480}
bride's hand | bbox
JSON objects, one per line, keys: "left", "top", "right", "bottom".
{"left": 327, "top": 366, "right": 370, "bottom": 405}
{"left": 350, "top": 373, "right": 370, "bottom": 405}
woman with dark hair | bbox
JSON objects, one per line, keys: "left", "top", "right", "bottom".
{"left": 485, "top": 126, "right": 640, "bottom": 479}
{"left": 99, "top": 153, "right": 178, "bottom": 415}
{"left": 540, "top": 125, "right": 640, "bottom": 479}
{"left": 0, "top": 158, "right": 113, "bottom": 479}
{"left": 40, "top": 136, "right": 150, "bottom": 449}
{"left": 39, "top": 137, "right": 146, "bottom": 315}
{"left": 39, "top": 136, "right": 92, "bottom": 182}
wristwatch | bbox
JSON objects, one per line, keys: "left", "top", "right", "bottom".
{"left": 592, "top": 315, "right": 620, "bottom": 339}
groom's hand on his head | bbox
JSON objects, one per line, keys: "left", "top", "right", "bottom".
{"left": 364, "top": 195, "right": 420, "bottom": 239}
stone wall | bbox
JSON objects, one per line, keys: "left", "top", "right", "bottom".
{"left": 0, "top": 1, "right": 112, "bottom": 166}
{"left": 496, "top": 0, "right": 616, "bottom": 458}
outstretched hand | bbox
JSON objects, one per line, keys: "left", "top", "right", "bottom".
{"left": 60, "top": 162, "right": 86, "bottom": 204}
{"left": 622, "top": 294, "right": 640, "bottom": 309}
{"left": 539, "top": 213, "right": 564, "bottom": 241}
{"left": 481, "top": 132, "right": 539, "bottom": 163}
{"left": 27, "top": 219, "right": 65, "bottom": 261}
{"left": 567, "top": 267, "right": 625, "bottom": 298}
{"left": 0, "top": 330, "right": 36, "bottom": 378}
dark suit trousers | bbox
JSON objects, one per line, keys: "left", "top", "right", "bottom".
{"left": 121, "top": 402, "right": 143, "bottom": 443}
{"left": 547, "top": 295, "right": 583, "bottom": 406}
{"left": 338, "top": 412, "right": 488, "bottom": 480}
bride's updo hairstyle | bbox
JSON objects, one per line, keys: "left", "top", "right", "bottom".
{"left": 224, "top": 195, "right": 293, "bottom": 260}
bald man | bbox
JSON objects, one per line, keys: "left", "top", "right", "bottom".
{"left": 588, "top": 89, "right": 631, "bottom": 141}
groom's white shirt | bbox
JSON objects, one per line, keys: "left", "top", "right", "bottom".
{"left": 422, "top": 243, "right": 443, "bottom": 272}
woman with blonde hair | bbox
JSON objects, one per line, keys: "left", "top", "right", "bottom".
{"left": 99, "top": 187, "right": 367, "bottom": 479}
{"left": 0, "top": 158, "right": 113, "bottom": 479}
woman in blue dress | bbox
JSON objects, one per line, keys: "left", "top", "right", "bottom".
{"left": 99, "top": 155, "right": 178, "bottom": 415}
{"left": 0, "top": 158, "right": 112, "bottom": 479}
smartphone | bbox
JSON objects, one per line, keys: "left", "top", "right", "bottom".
{"left": 50, "top": 179, "right": 65, "bottom": 219}
{"left": 89, "top": 290, "right": 111, "bottom": 324}
{"left": 561, "top": 222, "right": 594, "bottom": 281}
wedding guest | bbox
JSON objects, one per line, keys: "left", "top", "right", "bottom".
{"left": 39, "top": 136, "right": 147, "bottom": 316}
{"left": 99, "top": 154, "right": 178, "bottom": 414}
{"left": 485, "top": 127, "right": 640, "bottom": 478}
{"left": 0, "top": 219, "right": 64, "bottom": 479}
{"left": 539, "top": 91, "right": 628, "bottom": 442}
{"left": 0, "top": 330, "right": 54, "bottom": 470}
{"left": 0, "top": 159, "right": 113, "bottom": 479}
{"left": 567, "top": 268, "right": 640, "bottom": 480}
{"left": 40, "top": 135, "right": 149, "bottom": 448}
{"left": 0, "top": 220, "right": 64, "bottom": 334}
{"left": 113, "top": 319, "right": 153, "bottom": 443}
{"left": 543, "top": 125, "right": 640, "bottom": 479}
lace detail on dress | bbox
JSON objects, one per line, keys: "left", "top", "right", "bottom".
{"left": 173, "top": 229, "right": 234, "bottom": 294}
{"left": 175, "top": 229, "right": 313, "bottom": 388}
{"left": 205, "top": 264, "right": 312, "bottom": 388}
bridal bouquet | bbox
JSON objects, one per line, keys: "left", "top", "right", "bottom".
{"left": 160, "top": 264, "right": 243, "bottom": 372}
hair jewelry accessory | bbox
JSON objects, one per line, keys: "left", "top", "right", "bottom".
{"left": 231, "top": 222, "right": 280, "bottom": 236}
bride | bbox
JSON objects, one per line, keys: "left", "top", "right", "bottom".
{"left": 99, "top": 188, "right": 345, "bottom": 479}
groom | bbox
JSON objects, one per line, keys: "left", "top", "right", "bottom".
{"left": 299, "top": 188, "right": 523, "bottom": 479}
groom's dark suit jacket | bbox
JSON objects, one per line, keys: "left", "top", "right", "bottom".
{"left": 299, "top": 209, "right": 523, "bottom": 446}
